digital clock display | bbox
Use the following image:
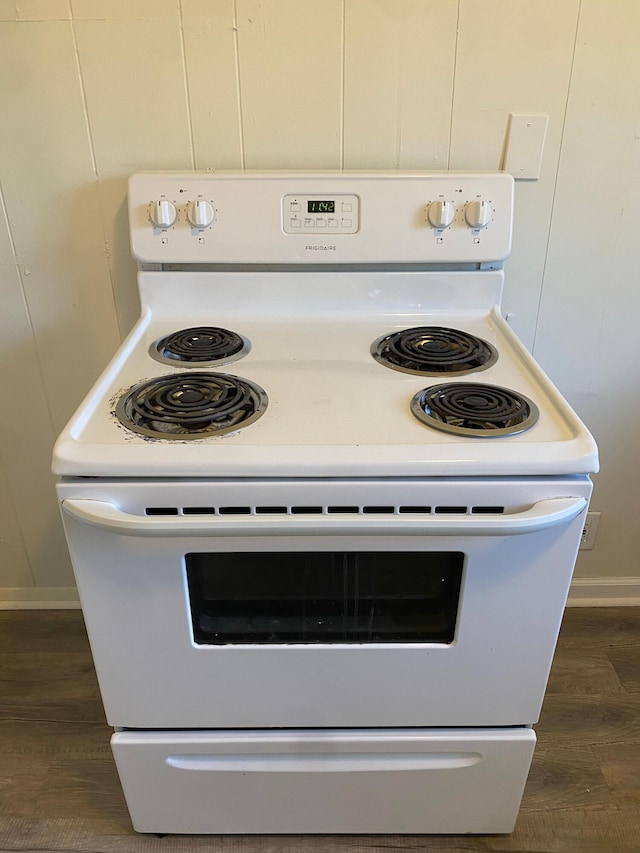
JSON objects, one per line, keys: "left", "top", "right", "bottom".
{"left": 307, "top": 200, "right": 335, "bottom": 213}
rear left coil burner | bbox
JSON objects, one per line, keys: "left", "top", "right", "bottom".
{"left": 150, "top": 326, "right": 251, "bottom": 366}
{"left": 115, "top": 372, "right": 267, "bottom": 439}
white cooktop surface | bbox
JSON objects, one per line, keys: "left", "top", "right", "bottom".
{"left": 53, "top": 272, "right": 598, "bottom": 478}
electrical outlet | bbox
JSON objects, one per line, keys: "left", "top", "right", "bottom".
{"left": 580, "top": 511, "right": 601, "bottom": 550}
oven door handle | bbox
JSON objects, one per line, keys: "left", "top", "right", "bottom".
{"left": 62, "top": 496, "right": 587, "bottom": 537}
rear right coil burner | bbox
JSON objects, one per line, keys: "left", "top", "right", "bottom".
{"left": 371, "top": 326, "right": 498, "bottom": 375}
{"left": 411, "top": 382, "right": 539, "bottom": 438}
{"left": 116, "top": 372, "right": 267, "bottom": 439}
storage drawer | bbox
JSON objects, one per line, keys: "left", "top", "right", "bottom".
{"left": 111, "top": 727, "right": 535, "bottom": 834}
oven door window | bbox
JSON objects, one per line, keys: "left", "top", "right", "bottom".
{"left": 186, "top": 552, "right": 463, "bottom": 645}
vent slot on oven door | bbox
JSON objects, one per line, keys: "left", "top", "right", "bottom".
{"left": 146, "top": 505, "right": 505, "bottom": 516}
{"left": 186, "top": 552, "right": 463, "bottom": 645}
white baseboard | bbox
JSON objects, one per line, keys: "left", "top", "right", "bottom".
{"left": 1, "top": 579, "right": 639, "bottom": 610}
{"left": 567, "top": 577, "right": 640, "bottom": 607}
{"left": 0, "top": 587, "right": 81, "bottom": 609}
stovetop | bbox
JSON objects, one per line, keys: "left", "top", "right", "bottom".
{"left": 53, "top": 271, "right": 598, "bottom": 478}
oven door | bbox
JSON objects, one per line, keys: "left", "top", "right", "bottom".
{"left": 59, "top": 478, "right": 590, "bottom": 729}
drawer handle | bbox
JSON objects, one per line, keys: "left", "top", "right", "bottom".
{"left": 166, "top": 752, "right": 482, "bottom": 773}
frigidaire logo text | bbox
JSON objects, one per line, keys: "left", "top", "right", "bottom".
{"left": 305, "top": 245, "right": 337, "bottom": 251}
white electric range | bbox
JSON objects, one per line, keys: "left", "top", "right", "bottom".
{"left": 54, "top": 171, "right": 597, "bottom": 835}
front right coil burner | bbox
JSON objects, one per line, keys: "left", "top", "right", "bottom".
{"left": 410, "top": 382, "right": 539, "bottom": 438}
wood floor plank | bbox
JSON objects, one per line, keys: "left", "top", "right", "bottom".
{"left": 556, "top": 608, "right": 640, "bottom": 649}
{"left": 520, "top": 743, "right": 613, "bottom": 812}
{"left": 545, "top": 652, "right": 623, "bottom": 695}
{"left": 489, "top": 805, "right": 640, "bottom": 852}
{"left": 607, "top": 644, "right": 640, "bottom": 693}
{"left": 0, "top": 698, "right": 107, "bottom": 724}
{"left": 593, "top": 743, "right": 640, "bottom": 802}
{"left": 0, "top": 611, "right": 89, "bottom": 654}
{"left": 0, "top": 720, "right": 110, "bottom": 755}
{"left": 35, "top": 755, "right": 129, "bottom": 823}
{"left": 0, "top": 755, "right": 50, "bottom": 817}
{"left": 0, "top": 651, "right": 101, "bottom": 706}
{"left": 1, "top": 816, "right": 640, "bottom": 853}
{"left": 536, "top": 693, "right": 640, "bottom": 746}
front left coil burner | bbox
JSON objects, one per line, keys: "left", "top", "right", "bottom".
{"left": 151, "top": 326, "right": 250, "bottom": 366}
{"left": 115, "top": 372, "right": 268, "bottom": 439}
{"left": 410, "top": 382, "right": 539, "bottom": 438}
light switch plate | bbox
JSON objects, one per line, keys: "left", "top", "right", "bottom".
{"left": 503, "top": 113, "right": 549, "bottom": 180}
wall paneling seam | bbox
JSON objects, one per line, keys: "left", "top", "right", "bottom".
{"left": 232, "top": 0, "right": 246, "bottom": 170}
{"left": 69, "top": 16, "right": 98, "bottom": 180}
{"left": 0, "top": 177, "right": 48, "bottom": 589}
{"left": 340, "top": 0, "right": 346, "bottom": 170}
{"left": 531, "top": 0, "right": 582, "bottom": 357}
{"left": 446, "top": 0, "right": 461, "bottom": 169}
{"left": 69, "top": 11, "right": 123, "bottom": 341}
{"left": 0, "top": 180, "right": 19, "bottom": 266}
{"left": 178, "top": 0, "right": 196, "bottom": 169}
{"left": 0, "top": 179, "right": 57, "bottom": 445}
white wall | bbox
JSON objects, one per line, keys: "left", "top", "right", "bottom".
{"left": 0, "top": 0, "right": 636, "bottom": 604}
{"left": 534, "top": 1, "right": 640, "bottom": 585}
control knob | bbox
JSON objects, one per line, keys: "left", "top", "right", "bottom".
{"left": 427, "top": 200, "right": 455, "bottom": 229}
{"left": 186, "top": 199, "right": 215, "bottom": 228}
{"left": 464, "top": 199, "right": 492, "bottom": 229}
{"left": 149, "top": 200, "right": 177, "bottom": 229}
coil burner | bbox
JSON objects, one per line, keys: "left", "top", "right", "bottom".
{"left": 371, "top": 326, "right": 498, "bottom": 376}
{"left": 115, "top": 372, "right": 267, "bottom": 439}
{"left": 151, "top": 326, "right": 250, "bottom": 366}
{"left": 411, "top": 382, "right": 539, "bottom": 437}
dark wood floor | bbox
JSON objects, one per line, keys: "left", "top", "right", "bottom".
{"left": 0, "top": 608, "right": 639, "bottom": 853}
